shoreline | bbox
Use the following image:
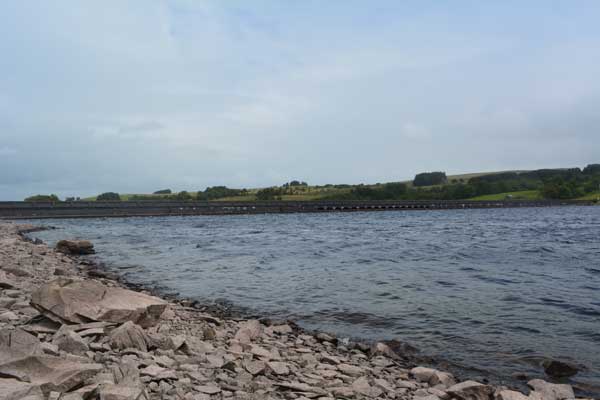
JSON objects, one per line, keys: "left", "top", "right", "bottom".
{"left": 0, "top": 221, "right": 591, "bottom": 399}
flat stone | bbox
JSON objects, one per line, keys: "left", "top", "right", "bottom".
{"left": 0, "top": 378, "right": 44, "bottom": 400}
{"left": 275, "top": 382, "right": 328, "bottom": 395}
{"left": 244, "top": 360, "right": 266, "bottom": 375}
{"left": 267, "top": 361, "right": 290, "bottom": 375}
{"left": 0, "top": 354, "right": 102, "bottom": 395}
{"left": 337, "top": 363, "right": 364, "bottom": 377}
{"left": 195, "top": 384, "right": 221, "bottom": 394}
{"left": 0, "top": 327, "right": 43, "bottom": 355}
{"left": 95, "top": 383, "right": 148, "bottom": 400}
{"left": 31, "top": 278, "right": 167, "bottom": 328}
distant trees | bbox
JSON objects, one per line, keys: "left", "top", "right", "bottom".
{"left": 24, "top": 194, "right": 60, "bottom": 202}
{"left": 583, "top": 164, "right": 600, "bottom": 175}
{"left": 256, "top": 187, "right": 282, "bottom": 201}
{"left": 153, "top": 189, "right": 172, "bottom": 194}
{"left": 197, "top": 186, "right": 243, "bottom": 201}
{"left": 96, "top": 192, "right": 121, "bottom": 201}
{"left": 413, "top": 172, "right": 447, "bottom": 187}
{"left": 174, "top": 191, "right": 193, "bottom": 201}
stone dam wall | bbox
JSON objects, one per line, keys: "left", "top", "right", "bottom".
{"left": 0, "top": 200, "right": 594, "bottom": 219}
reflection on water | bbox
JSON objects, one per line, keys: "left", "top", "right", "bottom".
{"left": 29, "top": 206, "right": 600, "bottom": 393}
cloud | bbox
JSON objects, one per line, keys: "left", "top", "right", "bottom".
{"left": 0, "top": 1, "right": 599, "bottom": 200}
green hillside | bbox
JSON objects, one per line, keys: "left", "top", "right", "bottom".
{"left": 32, "top": 164, "right": 600, "bottom": 203}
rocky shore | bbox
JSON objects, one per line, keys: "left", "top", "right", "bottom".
{"left": 0, "top": 221, "right": 591, "bottom": 400}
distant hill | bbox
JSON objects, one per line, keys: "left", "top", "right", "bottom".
{"left": 60, "top": 165, "right": 600, "bottom": 203}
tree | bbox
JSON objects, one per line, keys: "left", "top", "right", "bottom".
{"left": 174, "top": 191, "right": 192, "bottom": 201}
{"left": 583, "top": 164, "right": 600, "bottom": 175}
{"left": 153, "top": 189, "right": 172, "bottom": 194}
{"left": 24, "top": 194, "right": 60, "bottom": 202}
{"left": 256, "top": 187, "right": 281, "bottom": 201}
{"left": 413, "top": 172, "right": 447, "bottom": 187}
{"left": 96, "top": 192, "right": 121, "bottom": 201}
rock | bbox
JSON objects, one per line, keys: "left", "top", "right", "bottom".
{"left": 55, "top": 240, "right": 95, "bottom": 255}
{"left": 495, "top": 389, "right": 529, "bottom": 400}
{"left": 195, "top": 384, "right": 221, "bottom": 394}
{"left": 527, "top": 379, "right": 574, "bottom": 400}
{"left": 0, "top": 296, "right": 17, "bottom": 309}
{"left": 352, "top": 376, "right": 383, "bottom": 398}
{"left": 0, "top": 378, "right": 44, "bottom": 400}
{"left": 371, "top": 341, "right": 400, "bottom": 359}
{"left": 31, "top": 278, "right": 167, "bottom": 327}
{"left": 112, "top": 362, "right": 142, "bottom": 386}
{"left": 542, "top": 360, "right": 579, "bottom": 378}
{"left": 337, "top": 363, "right": 364, "bottom": 377}
{"left": 0, "top": 354, "right": 102, "bottom": 395}
{"left": 40, "top": 342, "right": 60, "bottom": 356}
{"left": 411, "top": 367, "right": 456, "bottom": 388}
{"left": 0, "top": 270, "right": 18, "bottom": 289}
{"left": 0, "top": 311, "right": 19, "bottom": 322}
{"left": 272, "top": 324, "right": 293, "bottom": 334}
{"left": 331, "top": 386, "right": 355, "bottom": 397}
{"left": 95, "top": 383, "right": 148, "bottom": 400}
{"left": 267, "top": 361, "right": 290, "bottom": 375}
{"left": 244, "top": 360, "right": 266, "bottom": 375}
{"left": 275, "top": 382, "right": 328, "bottom": 396}
{"left": 0, "top": 327, "right": 43, "bottom": 355}
{"left": 2, "top": 266, "right": 32, "bottom": 277}
{"left": 109, "top": 321, "right": 150, "bottom": 352}
{"left": 52, "top": 326, "right": 89, "bottom": 356}
{"left": 447, "top": 381, "right": 494, "bottom": 400}
{"left": 383, "top": 339, "right": 418, "bottom": 357}
{"left": 139, "top": 365, "right": 177, "bottom": 381}
{"left": 315, "top": 332, "right": 337, "bottom": 343}
{"left": 397, "top": 380, "right": 419, "bottom": 390}
{"left": 234, "top": 319, "right": 263, "bottom": 343}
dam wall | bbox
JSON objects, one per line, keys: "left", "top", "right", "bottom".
{"left": 0, "top": 199, "right": 594, "bottom": 219}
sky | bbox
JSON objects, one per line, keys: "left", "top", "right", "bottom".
{"left": 1, "top": 1, "right": 600, "bottom": 200}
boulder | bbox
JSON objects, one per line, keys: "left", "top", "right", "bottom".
{"left": 527, "top": 379, "right": 574, "bottom": 400}
{"left": 56, "top": 240, "right": 95, "bottom": 255}
{"left": 542, "top": 360, "right": 579, "bottom": 378}
{"left": 411, "top": 367, "right": 456, "bottom": 388}
{"left": 0, "top": 354, "right": 102, "bottom": 394}
{"left": 108, "top": 321, "right": 150, "bottom": 352}
{"left": 30, "top": 278, "right": 167, "bottom": 328}
{"left": 447, "top": 381, "right": 494, "bottom": 400}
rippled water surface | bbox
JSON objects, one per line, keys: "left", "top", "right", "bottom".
{"left": 28, "top": 207, "right": 600, "bottom": 392}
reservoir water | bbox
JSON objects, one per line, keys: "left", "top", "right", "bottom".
{"left": 28, "top": 206, "right": 600, "bottom": 393}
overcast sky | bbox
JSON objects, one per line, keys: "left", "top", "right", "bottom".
{"left": 1, "top": 1, "right": 600, "bottom": 200}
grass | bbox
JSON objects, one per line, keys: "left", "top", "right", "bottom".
{"left": 577, "top": 192, "right": 600, "bottom": 201}
{"left": 469, "top": 190, "right": 542, "bottom": 201}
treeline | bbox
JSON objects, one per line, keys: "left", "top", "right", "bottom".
{"left": 22, "top": 165, "right": 600, "bottom": 202}
{"left": 324, "top": 165, "right": 600, "bottom": 201}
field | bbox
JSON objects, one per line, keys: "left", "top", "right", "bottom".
{"left": 469, "top": 190, "right": 542, "bottom": 201}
